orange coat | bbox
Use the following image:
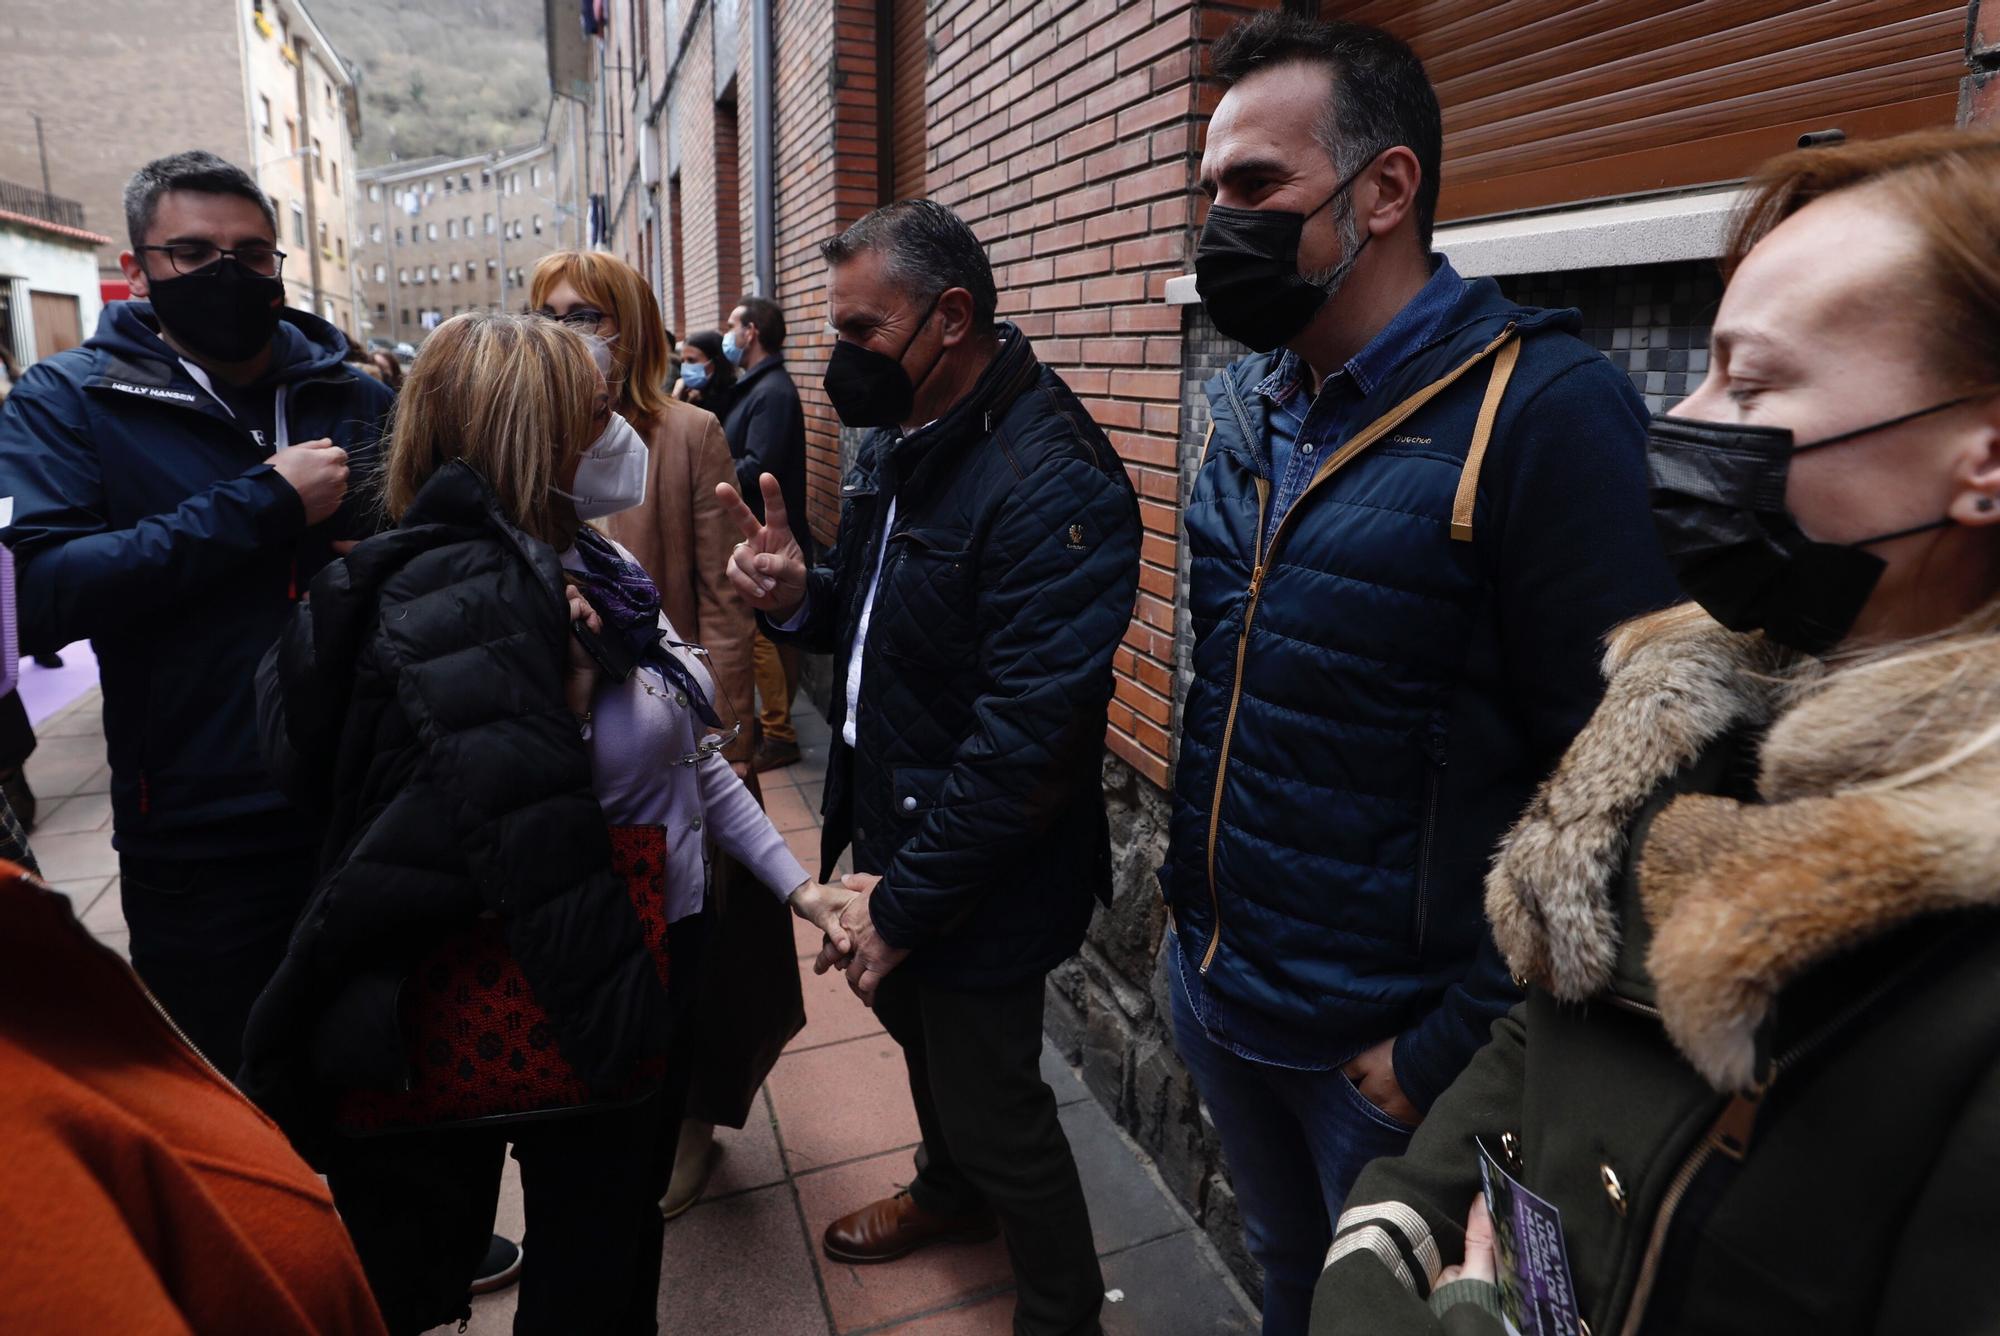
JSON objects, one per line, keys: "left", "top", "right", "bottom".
{"left": 0, "top": 866, "right": 387, "bottom": 1335}
{"left": 605, "top": 399, "right": 757, "bottom": 765}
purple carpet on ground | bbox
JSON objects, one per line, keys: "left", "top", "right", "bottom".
{"left": 18, "top": 643, "right": 99, "bottom": 726}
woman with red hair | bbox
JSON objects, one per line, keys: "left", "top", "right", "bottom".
{"left": 531, "top": 251, "right": 805, "bottom": 1218}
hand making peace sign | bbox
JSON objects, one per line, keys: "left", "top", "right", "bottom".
{"left": 717, "top": 472, "right": 810, "bottom": 621}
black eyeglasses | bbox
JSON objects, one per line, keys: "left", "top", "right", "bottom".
{"left": 136, "top": 242, "right": 286, "bottom": 278}
{"left": 538, "top": 306, "right": 608, "bottom": 331}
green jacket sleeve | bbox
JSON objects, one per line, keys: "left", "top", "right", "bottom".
{"left": 1868, "top": 1056, "right": 2000, "bottom": 1334}
{"left": 1312, "top": 1006, "right": 1530, "bottom": 1336}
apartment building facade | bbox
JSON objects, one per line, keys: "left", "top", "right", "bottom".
{"left": 0, "top": 0, "right": 366, "bottom": 338}
{"left": 353, "top": 142, "right": 571, "bottom": 348}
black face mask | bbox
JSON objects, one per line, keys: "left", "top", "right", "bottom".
{"left": 823, "top": 296, "right": 943, "bottom": 429}
{"left": 1194, "top": 157, "right": 1374, "bottom": 353}
{"left": 1647, "top": 394, "right": 1984, "bottom": 654}
{"left": 146, "top": 256, "right": 286, "bottom": 364}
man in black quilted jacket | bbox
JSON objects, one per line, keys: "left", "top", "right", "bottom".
{"left": 720, "top": 199, "right": 1140, "bottom": 1336}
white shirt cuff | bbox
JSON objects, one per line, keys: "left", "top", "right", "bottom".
{"left": 768, "top": 594, "right": 811, "bottom": 633}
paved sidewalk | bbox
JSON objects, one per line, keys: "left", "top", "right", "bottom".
{"left": 29, "top": 687, "right": 1255, "bottom": 1335}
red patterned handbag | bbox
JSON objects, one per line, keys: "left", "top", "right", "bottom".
{"left": 333, "top": 824, "right": 672, "bottom": 1135}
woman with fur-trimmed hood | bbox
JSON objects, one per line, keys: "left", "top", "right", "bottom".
{"left": 1313, "top": 128, "right": 2000, "bottom": 1336}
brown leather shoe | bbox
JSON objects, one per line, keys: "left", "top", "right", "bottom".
{"left": 753, "top": 738, "right": 801, "bottom": 772}
{"left": 822, "top": 1190, "right": 998, "bottom": 1264}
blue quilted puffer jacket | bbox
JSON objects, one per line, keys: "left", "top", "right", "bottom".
{"left": 1161, "top": 278, "right": 1680, "bottom": 1109}
{"left": 766, "top": 325, "right": 1141, "bottom": 991}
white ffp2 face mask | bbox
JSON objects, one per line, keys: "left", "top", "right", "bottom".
{"left": 555, "top": 412, "right": 649, "bottom": 520}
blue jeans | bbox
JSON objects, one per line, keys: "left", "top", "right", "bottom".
{"left": 1170, "top": 955, "right": 1415, "bottom": 1336}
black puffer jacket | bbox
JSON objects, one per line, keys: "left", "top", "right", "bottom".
{"left": 764, "top": 326, "right": 1140, "bottom": 990}
{"left": 239, "top": 462, "right": 670, "bottom": 1148}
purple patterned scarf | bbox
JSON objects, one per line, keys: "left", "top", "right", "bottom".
{"left": 567, "top": 527, "right": 723, "bottom": 727}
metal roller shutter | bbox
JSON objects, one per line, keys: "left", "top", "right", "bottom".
{"left": 1322, "top": 0, "right": 1964, "bottom": 220}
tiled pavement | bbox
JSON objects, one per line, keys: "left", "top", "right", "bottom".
{"left": 29, "top": 685, "right": 1256, "bottom": 1335}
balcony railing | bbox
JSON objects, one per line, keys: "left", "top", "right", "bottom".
{"left": 0, "top": 179, "right": 88, "bottom": 230}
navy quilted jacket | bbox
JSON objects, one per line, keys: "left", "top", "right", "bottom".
{"left": 766, "top": 326, "right": 1140, "bottom": 990}
{"left": 1162, "top": 278, "right": 1680, "bottom": 1109}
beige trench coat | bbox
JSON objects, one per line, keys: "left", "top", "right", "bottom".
{"left": 604, "top": 399, "right": 757, "bottom": 767}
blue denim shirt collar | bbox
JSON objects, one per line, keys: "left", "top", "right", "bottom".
{"left": 1254, "top": 254, "right": 1464, "bottom": 414}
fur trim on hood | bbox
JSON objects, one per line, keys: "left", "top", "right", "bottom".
{"left": 1486, "top": 606, "right": 2000, "bottom": 1090}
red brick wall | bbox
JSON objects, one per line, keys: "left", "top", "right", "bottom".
{"left": 605, "top": 2, "right": 644, "bottom": 280}
{"left": 715, "top": 98, "right": 745, "bottom": 326}
{"left": 668, "top": 176, "right": 687, "bottom": 336}
{"left": 773, "top": 0, "right": 882, "bottom": 543}
{"left": 678, "top": 21, "right": 724, "bottom": 332}
{"left": 734, "top": 1, "right": 759, "bottom": 318}
{"left": 914, "top": 0, "right": 1251, "bottom": 788}
{"left": 652, "top": 3, "right": 692, "bottom": 333}
{"left": 659, "top": 0, "right": 1282, "bottom": 785}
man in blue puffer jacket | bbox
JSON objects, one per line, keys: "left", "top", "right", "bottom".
{"left": 0, "top": 152, "right": 389, "bottom": 1082}
{"left": 1160, "top": 18, "right": 1680, "bottom": 1333}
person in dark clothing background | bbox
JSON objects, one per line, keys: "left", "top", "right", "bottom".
{"left": 720, "top": 298, "right": 809, "bottom": 551}
{"left": 0, "top": 152, "right": 385, "bottom": 1085}
{"left": 672, "top": 328, "right": 738, "bottom": 423}
{"left": 721, "top": 295, "right": 811, "bottom": 772}
{"left": 723, "top": 199, "right": 1141, "bottom": 1336}
{"left": 1161, "top": 18, "right": 1679, "bottom": 1333}
{"left": 366, "top": 349, "right": 404, "bottom": 391}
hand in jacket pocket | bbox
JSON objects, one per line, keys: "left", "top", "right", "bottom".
{"left": 1343, "top": 1035, "right": 1423, "bottom": 1127}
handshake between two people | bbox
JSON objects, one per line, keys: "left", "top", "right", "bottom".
{"left": 720, "top": 473, "right": 910, "bottom": 1006}
{"left": 786, "top": 873, "right": 911, "bottom": 1007}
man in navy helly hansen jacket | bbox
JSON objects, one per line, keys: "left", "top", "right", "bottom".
{"left": 0, "top": 152, "right": 389, "bottom": 1080}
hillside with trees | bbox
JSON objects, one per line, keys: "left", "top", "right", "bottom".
{"left": 310, "top": 0, "right": 548, "bottom": 164}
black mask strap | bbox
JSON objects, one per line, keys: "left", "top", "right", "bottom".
{"left": 1852, "top": 515, "right": 1958, "bottom": 549}
{"left": 897, "top": 294, "right": 940, "bottom": 358}
{"left": 898, "top": 294, "right": 947, "bottom": 408}
{"left": 1297, "top": 153, "right": 1386, "bottom": 296}
{"left": 1792, "top": 390, "right": 1995, "bottom": 454}
{"left": 1288, "top": 151, "right": 1379, "bottom": 229}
